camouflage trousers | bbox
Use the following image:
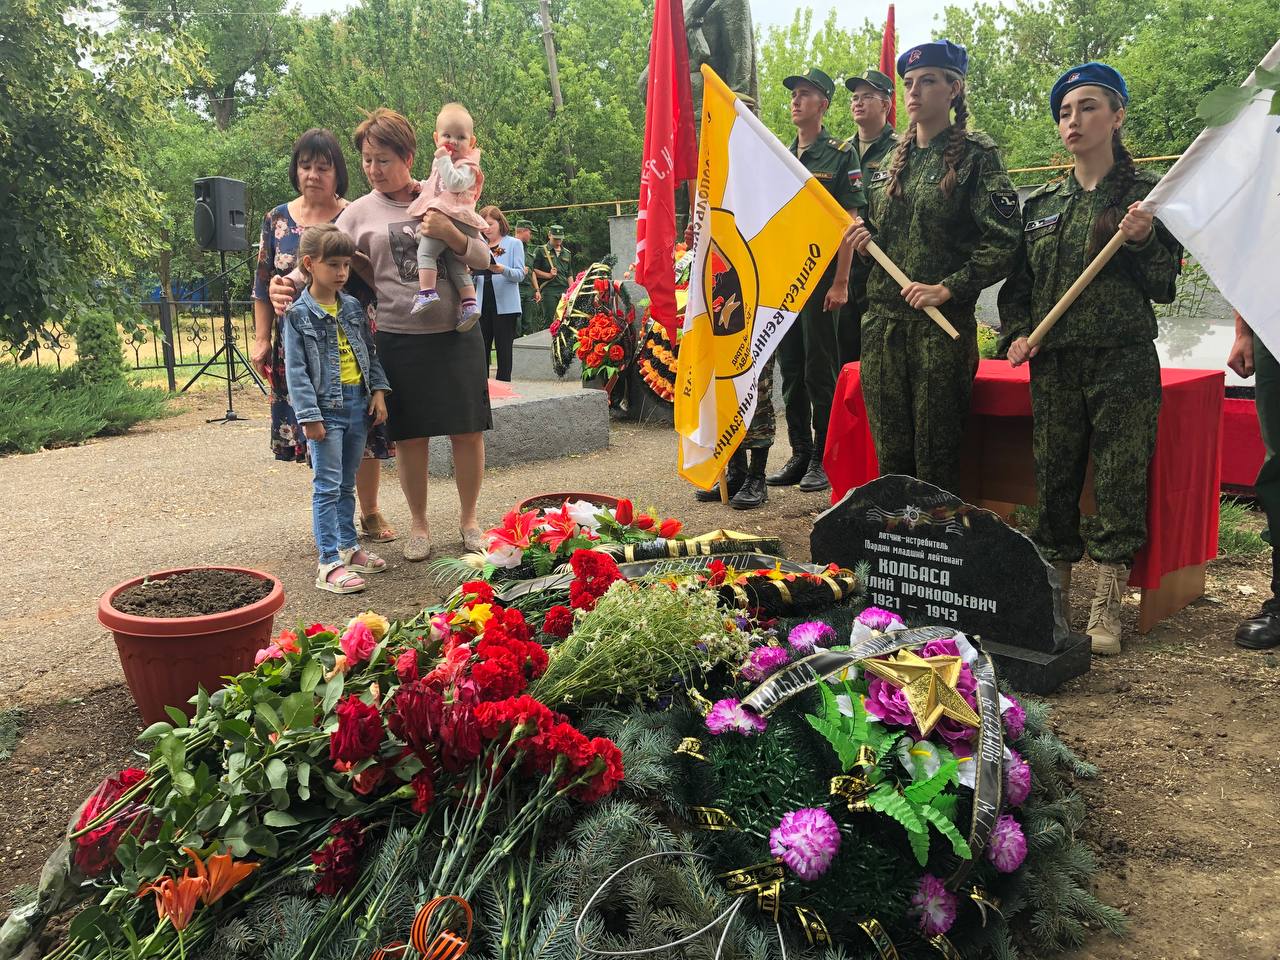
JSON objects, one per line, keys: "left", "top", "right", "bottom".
{"left": 741, "top": 354, "right": 776, "bottom": 450}
{"left": 519, "top": 291, "right": 541, "bottom": 335}
{"left": 1029, "top": 343, "right": 1160, "bottom": 564}
{"left": 861, "top": 309, "right": 979, "bottom": 493}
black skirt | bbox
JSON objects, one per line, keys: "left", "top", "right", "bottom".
{"left": 376, "top": 327, "right": 493, "bottom": 440}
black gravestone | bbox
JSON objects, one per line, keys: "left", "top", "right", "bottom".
{"left": 810, "top": 475, "right": 1089, "bottom": 693}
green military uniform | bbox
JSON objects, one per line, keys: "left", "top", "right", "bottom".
{"left": 841, "top": 121, "right": 899, "bottom": 362}
{"left": 860, "top": 130, "right": 1021, "bottom": 492}
{"left": 775, "top": 94, "right": 866, "bottom": 468}
{"left": 531, "top": 228, "right": 574, "bottom": 328}
{"left": 997, "top": 167, "right": 1180, "bottom": 564}
{"left": 514, "top": 220, "right": 541, "bottom": 335}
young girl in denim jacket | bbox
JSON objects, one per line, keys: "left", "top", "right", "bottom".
{"left": 283, "top": 224, "right": 392, "bottom": 594}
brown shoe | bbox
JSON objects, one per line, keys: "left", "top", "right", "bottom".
{"left": 1086, "top": 562, "right": 1126, "bottom": 655}
{"left": 360, "top": 511, "right": 399, "bottom": 543}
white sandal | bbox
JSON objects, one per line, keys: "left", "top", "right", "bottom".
{"left": 316, "top": 561, "right": 366, "bottom": 594}
{"left": 339, "top": 545, "right": 387, "bottom": 574}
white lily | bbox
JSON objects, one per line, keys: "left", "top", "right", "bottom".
{"left": 484, "top": 543, "right": 523, "bottom": 569}
{"left": 896, "top": 738, "right": 943, "bottom": 781}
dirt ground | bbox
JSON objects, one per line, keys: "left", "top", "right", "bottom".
{"left": 1, "top": 386, "right": 1278, "bottom": 958}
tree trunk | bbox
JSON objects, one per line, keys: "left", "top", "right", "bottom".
{"left": 210, "top": 86, "right": 236, "bottom": 130}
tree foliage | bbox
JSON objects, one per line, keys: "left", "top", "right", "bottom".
{"left": 0, "top": 0, "right": 200, "bottom": 353}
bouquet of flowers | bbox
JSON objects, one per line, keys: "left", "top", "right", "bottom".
{"left": 549, "top": 259, "right": 635, "bottom": 384}
{"left": 636, "top": 245, "right": 694, "bottom": 404}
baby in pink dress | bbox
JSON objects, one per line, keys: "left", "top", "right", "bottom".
{"left": 406, "top": 102, "right": 487, "bottom": 331}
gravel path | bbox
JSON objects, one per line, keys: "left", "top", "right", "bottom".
{"left": 0, "top": 388, "right": 818, "bottom": 707}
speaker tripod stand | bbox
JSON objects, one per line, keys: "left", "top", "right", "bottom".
{"left": 181, "top": 249, "right": 266, "bottom": 423}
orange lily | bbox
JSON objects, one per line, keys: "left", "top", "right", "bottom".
{"left": 184, "top": 846, "right": 260, "bottom": 905}
{"left": 138, "top": 870, "right": 207, "bottom": 931}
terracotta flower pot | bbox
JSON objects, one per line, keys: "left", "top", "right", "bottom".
{"left": 98, "top": 567, "right": 285, "bottom": 724}
{"left": 513, "top": 492, "right": 621, "bottom": 514}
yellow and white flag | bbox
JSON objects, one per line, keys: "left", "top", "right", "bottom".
{"left": 675, "top": 65, "right": 852, "bottom": 489}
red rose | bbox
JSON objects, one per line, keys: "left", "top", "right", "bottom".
{"left": 394, "top": 647, "right": 420, "bottom": 684}
{"left": 460, "top": 580, "right": 494, "bottom": 606}
{"left": 658, "top": 518, "right": 683, "bottom": 538}
{"left": 350, "top": 763, "right": 387, "bottom": 796}
{"left": 305, "top": 622, "right": 336, "bottom": 637}
{"left": 312, "top": 818, "right": 366, "bottom": 896}
{"left": 389, "top": 680, "right": 443, "bottom": 757}
{"left": 578, "top": 334, "right": 594, "bottom": 351}
{"left": 438, "top": 700, "right": 483, "bottom": 773}
{"left": 608, "top": 344, "right": 625, "bottom": 362}
{"left": 633, "top": 514, "right": 655, "bottom": 530}
{"left": 410, "top": 772, "right": 435, "bottom": 815}
{"left": 573, "top": 737, "right": 625, "bottom": 803}
{"left": 329, "top": 696, "right": 384, "bottom": 763}
{"left": 593, "top": 279, "right": 610, "bottom": 294}
{"left": 72, "top": 768, "right": 149, "bottom": 877}
{"left": 542, "top": 605, "right": 574, "bottom": 638}
{"left": 613, "top": 499, "right": 634, "bottom": 526}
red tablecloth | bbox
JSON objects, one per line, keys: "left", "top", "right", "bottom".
{"left": 824, "top": 359, "right": 1223, "bottom": 590}
{"left": 1221, "top": 396, "right": 1264, "bottom": 490}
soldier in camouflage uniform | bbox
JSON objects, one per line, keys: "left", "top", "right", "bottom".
{"left": 846, "top": 41, "right": 1021, "bottom": 496}
{"left": 513, "top": 219, "right": 541, "bottom": 335}
{"left": 531, "top": 225, "right": 574, "bottom": 328}
{"left": 764, "top": 67, "right": 866, "bottom": 497}
{"left": 840, "top": 68, "right": 899, "bottom": 365}
{"left": 999, "top": 62, "right": 1180, "bottom": 655}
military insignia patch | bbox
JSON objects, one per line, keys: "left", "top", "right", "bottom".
{"left": 870, "top": 169, "right": 891, "bottom": 184}
{"left": 990, "top": 190, "right": 1018, "bottom": 220}
{"left": 1025, "top": 213, "right": 1060, "bottom": 232}
{"left": 849, "top": 170, "right": 863, "bottom": 187}
{"left": 814, "top": 172, "right": 833, "bottom": 181}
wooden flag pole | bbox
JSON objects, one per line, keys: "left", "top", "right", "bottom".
{"left": 865, "top": 240, "right": 960, "bottom": 339}
{"left": 718, "top": 465, "right": 730, "bottom": 504}
{"left": 1027, "top": 229, "right": 1127, "bottom": 348}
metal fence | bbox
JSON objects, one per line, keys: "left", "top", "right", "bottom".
{"left": 8, "top": 300, "right": 260, "bottom": 392}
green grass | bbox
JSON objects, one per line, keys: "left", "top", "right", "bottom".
{"left": 0, "top": 709, "right": 22, "bottom": 763}
{"left": 0, "top": 364, "right": 174, "bottom": 455}
{"left": 1218, "top": 497, "right": 1268, "bottom": 558}
{"left": 977, "top": 322, "right": 999, "bottom": 360}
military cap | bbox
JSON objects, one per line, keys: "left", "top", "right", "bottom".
{"left": 897, "top": 39, "right": 968, "bottom": 78}
{"left": 515, "top": 218, "right": 534, "bottom": 230}
{"left": 1050, "top": 62, "right": 1128, "bottom": 120}
{"left": 548, "top": 224, "right": 565, "bottom": 238}
{"left": 845, "top": 69, "right": 894, "bottom": 95}
{"left": 783, "top": 67, "right": 836, "bottom": 101}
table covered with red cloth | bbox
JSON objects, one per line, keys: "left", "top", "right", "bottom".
{"left": 1221, "top": 396, "right": 1265, "bottom": 491}
{"left": 824, "top": 359, "right": 1222, "bottom": 591}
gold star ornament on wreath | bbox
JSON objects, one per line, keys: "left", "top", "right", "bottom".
{"left": 861, "top": 650, "right": 982, "bottom": 737}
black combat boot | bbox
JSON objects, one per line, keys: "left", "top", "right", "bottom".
{"left": 694, "top": 449, "right": 747, "bottom": 502}
{"left": 730, "top": 449, "right": 769, "bottom": 510}
{"left": 1236, "top": 547, "right": 1280, "bottom": 649}
{"left": 766, "top": 447, "right": 811, "bottom": 486}
{"left": 797, "top": 454, "right": 830, "bottom": 492}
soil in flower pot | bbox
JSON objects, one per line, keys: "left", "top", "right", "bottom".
{"left": 112, "top": 569, "right": 271, "bottom": 618}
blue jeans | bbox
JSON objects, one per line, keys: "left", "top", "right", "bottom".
{"left": 307, "top": 384, "right": 369, "bottom": 565}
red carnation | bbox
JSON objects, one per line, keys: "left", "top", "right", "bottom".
{"left": 526, "top": 720, "right": 593, "bottom": 775}
{"left": 593, "top": 279, "right": 610, "bottom": 294}
{"left": 329, "top": 696, "right": 384, "bottom": 763}
{"left": 634, "top": 514, "right": 655, "bottom": 530}
{"left": 543, "top": 605, "right": 574, "bottom": 639}
{"left": 410, "top": 772, "right": 434, "bottom": 815}
{"left": 389, "top": 680, "right": 443, "bottom": 758}
{"left": 578, "top": 334, "right": 594, "bottom": 351}
{"left": 460, "top": 580, "right": 495, "bottom": 606}
{"left": 312, "top": 818, "right": 366, "bottom": 896}
{"left": 608, "top": 344, "right": 625, "bottom": 362}
{"left": 574, "top": 737, "right": 625, "bottom": 803}
{"left": 472, "top": 653, "right": 527, "bottom": 701}
{"left": 475, "top": 695, "right": 555, "bottom": 740}
{"left": 659, "top": 518, "right": 683, "bottom": 538}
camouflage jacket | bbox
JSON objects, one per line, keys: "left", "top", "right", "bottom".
{"left": 997, "top": 167, "right": 1180, "bottom": 351}
{"left": 864, "top": 130, "right": 1021, "bottom": 324}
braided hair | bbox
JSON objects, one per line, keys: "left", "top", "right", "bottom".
{"left": 1087, "top": 91, "right": 1137, "bottom": 257}
{"left": 886, "top": 70, "right": 967, "bottom": 201}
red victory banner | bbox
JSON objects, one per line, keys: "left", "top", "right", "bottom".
{"left": 880, "top": 4, "right": 897, "bottom": 128}
{"left": 635, "top": 0, "right": 697, "bottom": 341}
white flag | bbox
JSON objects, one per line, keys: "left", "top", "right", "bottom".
{"left": 1143, "top": 39, "right": 1280, "bottom": 351}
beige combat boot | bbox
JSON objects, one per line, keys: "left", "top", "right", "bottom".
{"left": 1051, "top": 561, "right": 1073, "bottom": 625}
{"left": 1086, "top": 562, "right": 1126, "bottom": 655}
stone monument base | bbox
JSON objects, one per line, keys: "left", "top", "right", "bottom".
{"left": 982, "top": 633, "right": 1092, "bottom": 695}
{"left": 424, "top": 380, "right": 608, "bottom": 477}
{"left": 510, "top": 329, "right": 580, "bottom": 382}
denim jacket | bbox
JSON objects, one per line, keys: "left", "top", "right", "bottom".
{"left": 283, "top": 288, "right": 391, "bottom": 424}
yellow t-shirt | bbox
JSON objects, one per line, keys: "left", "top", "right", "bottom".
{"left": 320, "top": 302, "right": 363, "bottom": 386}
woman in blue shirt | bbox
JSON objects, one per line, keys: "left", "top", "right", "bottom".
{"left": 474, "top": 206, "right": 526, "bottom": 382}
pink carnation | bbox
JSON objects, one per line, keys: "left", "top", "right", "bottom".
{"left": 987, "top": 814, "right": 1028, "bottom": 873}
{"left": 741, "top": 645, "right": 789, "bottom": 682}
{"left": 1002, "top": 696, "right": 1027, "bottom": 741}
{"left": 911, "top": 874, "right": 958, "bottom": 937}
{"left": 341, "top": 621, "right": 377, "bottom": 665}
{"left": 1005, "top": 750, "right": 1031, "bottom": 807}
{"left": 857, "top": 606, "right": 905, "bottom": 631}
{"left": 705, "top": 698, "right": 767, "bottom": 736}
{"left": 864, "top": 676, "right": 916, "bottom": 728}
{"left": 786, "top": 621, "right": 835, "bottom": 654}
{"left": 768, "top": 808, "right": 841, "bottom": 881}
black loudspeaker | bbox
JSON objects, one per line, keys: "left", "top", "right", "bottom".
{"left": 193, "top": 177, "right": 248, "bottom": 251}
